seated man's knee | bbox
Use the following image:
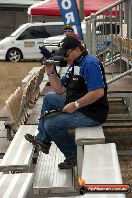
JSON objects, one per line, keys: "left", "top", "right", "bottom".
{"left": 44, "top": 119, "right": 56, "bottom": 135}
{"left": 43, "top": 92, "right": 56, "bottom": 102}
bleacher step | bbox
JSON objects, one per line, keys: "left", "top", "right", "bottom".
{"left": 107, "top": 113, "right": 129, "bottom": 119}
{"left": 108, "top": 97, "right": 124, "bottom": 102}
{"left": 33, "top": 143, "right": 75, "bottom": 196}
{"left": 109, "top": 105, "right": 128, "bottom": 114}
{"left": 103, "top": 127, "right": 132, "bottom": 150}
{"left": 83, "top": 143, "right": 122, "bottom": 183}
{"left": 0, "top": 105, "right": 9, "bottom": 121}
{"left": 0, "top": 125, "right": 38, "bottom": 172}
{"left": 103, "top": 119, "right": 132, "bottom": 127}
{"left": 82, "top": 143, "right": 125, "bottom": 198}
{"left": 0, "top": 173, "right": 34, "bottom": 198}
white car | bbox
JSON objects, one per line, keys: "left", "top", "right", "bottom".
{"left": 0, "top": 22, "right": 64, "bottom": 62}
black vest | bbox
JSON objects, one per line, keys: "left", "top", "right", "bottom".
{"left": 65, "top": 53, "right": 109, "bottom": 123}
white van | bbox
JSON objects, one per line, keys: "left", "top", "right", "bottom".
{"left": 0, "top": 22, "right": 64, "bottom": 62}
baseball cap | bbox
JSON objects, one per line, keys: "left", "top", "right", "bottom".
{"left": 58, "top": 36, "right": 81, "bottom": 56}
{"left": 63, "top": 25, "right": 73, "bottom": 31}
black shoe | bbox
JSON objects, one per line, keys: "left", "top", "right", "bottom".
{"left": 25, "top": 133, "right": 51, "bottom": 154}
{"left": 58, "top": 157, "right": 77, "bottom": 169}
{"left": 25, "top": 133, "right": 38, "bottom": 145}
{"left": 39, "top": 141, "right": 51, "bottom": 154}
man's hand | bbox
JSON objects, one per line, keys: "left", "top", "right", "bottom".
{"left": 44, "top": 64, "right": 55, "bottom": 74}
{"left": 62, "top": 102, "right": 77, "bottom": 113}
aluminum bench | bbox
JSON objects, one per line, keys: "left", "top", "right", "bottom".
{"left": 5, "top": 67, "right": 45, "bottom": 140}
{"left": 81, "top": 143, "right": 126, "bottom": 198}
{"left": 33, "top": 126, "right": 105, "bottom": 197}
{"left": 33, "top": 142, "right": 75, "bottom": 197}
{"left": 0, "top": 125, "right": 38, "bottom": 173}
{"left": 0, "top": 173, "right": 33, "bottom": 198}
{"left": 33, "top": 143, "right": 126, "bottom": 198}
{"left": 75, "top": 126, "right": 105, "bottom": 175}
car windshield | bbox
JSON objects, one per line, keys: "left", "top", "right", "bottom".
{"left": 10, "top": 24, "right": 29, "bottom": 37}
{"left": 11, "top": 24, "right": 64, "bottom": 39}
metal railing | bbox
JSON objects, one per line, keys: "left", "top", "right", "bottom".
{"left": 84, "top": 0, "right": 132, "bottom": 74}
{"left": 107, "top": 68, "right": 132, "bottom": 84}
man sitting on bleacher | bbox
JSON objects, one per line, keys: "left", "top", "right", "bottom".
{"left": 25, "top": 36, "right": 109, "bottom": 169}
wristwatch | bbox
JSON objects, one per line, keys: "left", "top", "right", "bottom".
{"left": 74, "top": 101, "right": 80, "bottom": 109}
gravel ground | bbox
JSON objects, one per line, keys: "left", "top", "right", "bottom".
{"left": 0, "top": 61, "right": 41, "bottom": 110}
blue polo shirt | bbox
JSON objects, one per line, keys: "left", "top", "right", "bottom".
{"left": 60, "top": 53, "right": 109, "bottom": 123}
{"left": 61, "top": 54, "right": 105, "bottom": 91}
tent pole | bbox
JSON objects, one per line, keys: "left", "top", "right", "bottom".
{"left": 79, "top": 0, "right": 84, "bottom": 21}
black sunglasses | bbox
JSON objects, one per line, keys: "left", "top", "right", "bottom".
{"left": 64, "top": 29, "right": 72, "bottom": 33}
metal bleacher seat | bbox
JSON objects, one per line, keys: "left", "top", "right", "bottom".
{"left": 82, "top": 143, "right": 126, "bottom": 198}
{"left": 33, "top": 143, "right": 125, "bottom": 198}
{"left": 5, "top": 87, "right": 23, "bottom": 139}
{"left": 0, "top": 173, "right": 34, "bottom": 198}
{"left": 75, "top": 126, "right": 105, "bottom": 176}
{"left": 33, "top": 143, "right": 75, "bottom": 197}
{"left": 5, "top": 67, "right": 45, "bottom": 140}
{"left": 0, "top": 125, "right": 38, "bottom": 173}
{"left": 108, "top": 76, "right": 132, "bottom": 118}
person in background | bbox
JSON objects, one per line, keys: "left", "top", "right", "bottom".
{"left": 25, "top": 36, "right": 109, "bottom": 169}
{"left": 63, "top": 25, "right": 80, "bottom": 40}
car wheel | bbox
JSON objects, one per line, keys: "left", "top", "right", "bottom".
{"left": 6, "top": 48, "right": 22, "bottom": 62}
